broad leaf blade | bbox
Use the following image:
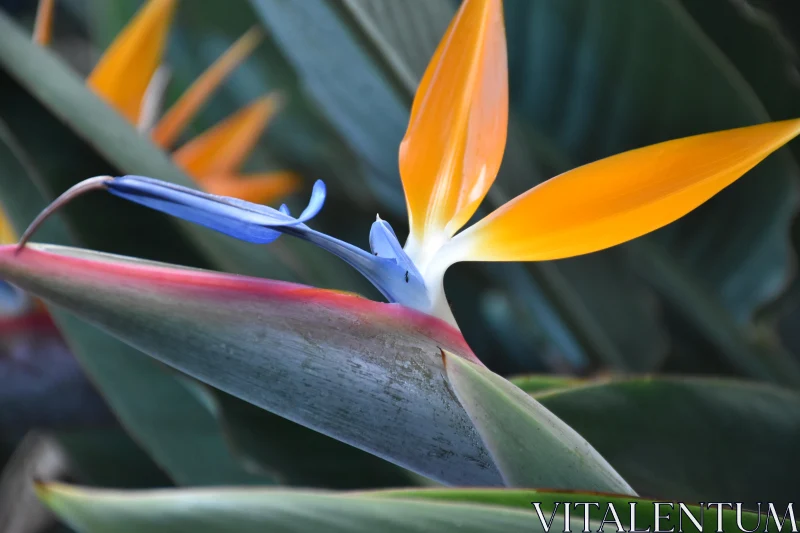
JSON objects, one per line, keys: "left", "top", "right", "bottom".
{"left": 38, "top": 484, "right": 766, "bottom": 533}
{"left": 52, "top": 429, "right": 173, "bottom": 489}
{"left": 442, "top": 350, "right": 633, "bottom": 494}
{"left": 0, "top": 244, "right": 502, "bottom": 486}
{"left": 37, "top": 484, "right": 583, "bottom": 533}
{"left": 337, "top": 0, "right": 453, "bottom": 98}
{"left": 627, "top": 240, "right": 800, "bottom": 384}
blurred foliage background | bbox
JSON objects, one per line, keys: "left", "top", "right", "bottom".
{"left": 1, "top": 0, "right": 800, "bottom": 530}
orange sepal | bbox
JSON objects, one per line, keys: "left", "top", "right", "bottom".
{"left": 171, "top": 95, "right": 279, "bottom": 179}
{"left": 447, "top": 119, "right": 800, "bottom": 263}
{"left": 399, "top": 0, "right": 507, "bottom": 243}
{"left": 86, "top": 0, "right": 177, "bottom": 124}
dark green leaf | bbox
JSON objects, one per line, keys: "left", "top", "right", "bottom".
{"left": 248, "top": 0, "right": 409, "bottom": 211}
{"left": 515, "top": 375, "right": 800, "bottom": 507}
{"left": 54, "top": 429, "right": 172, "bottom": 489}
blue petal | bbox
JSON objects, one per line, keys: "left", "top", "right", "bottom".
{"left": 369, "top": 217, "right": 399, "bottom": 258}
{"left": 369, "top": 217, "right": 423, "bottom": 282}
{"left": 28, "top": 175, "right": 431, "bottom": 310}
{"left": 107, "top": 176, "right": 326, "bottom": 244}
{"left": 285, "top": 224, "right": 430, "bottom": 310}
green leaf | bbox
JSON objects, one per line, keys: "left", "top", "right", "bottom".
{"left": 74, "top": 0, "right": 139, "bottom": 50}
{"left": 36, "top": 484, "right": 582, "bottom": 533}
{"left": 0, "top": 433, "right": 70, "bottom": 533}
{"left": 503, "top": 375, "right": 580, "bottom": 395}
{"left": 53, "top": 429, "right": 172, "bottom": 489}
{"left": 248, "top": 0, "right": 410, "bottom": 211}
{"left": 0, "top": 243, "right": 503, "bottom": 486}
{"left": 678, "top": 0, "right": 800, "bottom": 128}
{"left": 38, "top": 484, "right": 770, "bottom": 533}
{"left": 442, "top": 350, "right": 634, "bottom": 493}
{"left": 514, "top": 375, "right": 800, "bottom": 506}
{"left": 335, "top": 0, "right": 452, "bottom": 99}
{"left": 627, "top": 240, "right": 800, "bottom": 385}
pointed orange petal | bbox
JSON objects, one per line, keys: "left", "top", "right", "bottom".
{"left": 172, "top": 95, "right": 279, "bottom": 179}
{"left": 151, "top": 27, "right": 263, "bottom": 149}
{"left": 446, "top": 119, "right": 800, "bottom": 263}
{"left": 33, "top": 0, "right": 55, "bottom": 46}
{"left": 399, "top": 0, "right": 507, "bottom": 244}
{"left": 201, "top": 172, "right": 300, "bottom": 204}
{"left": 86, "top": 0, "right": 176, "bottom": 124}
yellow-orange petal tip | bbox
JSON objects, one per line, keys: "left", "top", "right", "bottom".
{"left": 447, "top": 118, "right": 800, "bottom": 264}
{"left": 172, "top": 94, "right": 281, "bottom": 179}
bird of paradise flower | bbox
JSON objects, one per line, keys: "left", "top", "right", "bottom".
{"left": 17, "top": 0, "right": 800, "bottom": 332}
{"left": 32, "top": 0, "right": 300, "bottom": 204}
{"left": 7, "top": 0, "right": 800, "bottom": 491}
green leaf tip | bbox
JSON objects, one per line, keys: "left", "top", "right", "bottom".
{"left": 442, "top": 349, "right": 635, "bottom": 494}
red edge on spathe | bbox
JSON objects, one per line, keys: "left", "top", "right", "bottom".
{"left": 0, "top": 244, "right": 480, "bottom": 364}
